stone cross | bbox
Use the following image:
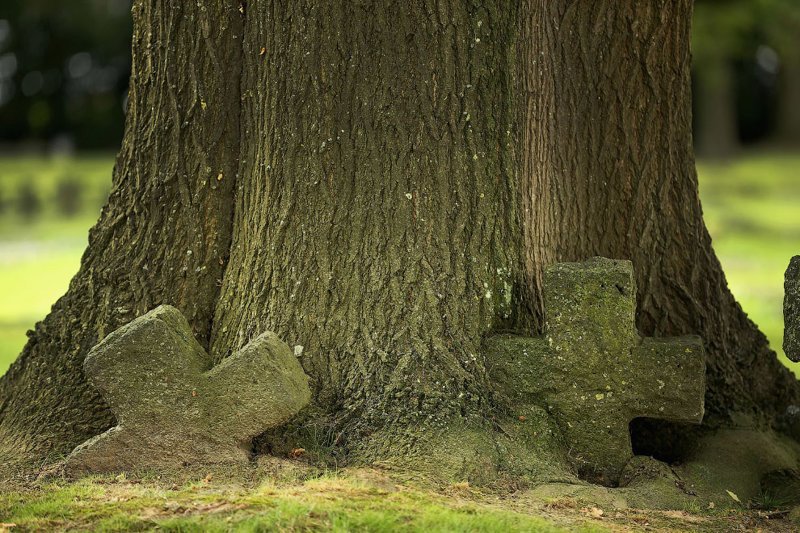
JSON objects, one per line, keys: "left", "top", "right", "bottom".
{"left": 65, "top": 305, "right": 311, "bottom": 474}
{"left": 785, "top": 256, "right": 799, "bottom": 362}
{"left": 486, "top": 257, "right": 706, "bottom": 485}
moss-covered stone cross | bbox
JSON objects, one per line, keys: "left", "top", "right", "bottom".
{"left": 785, "top": 256, "right": 799, "bottom": 362}
{"left": 65, "top": 305, "right": 311, "bottom": 474}
{"left": 486, "top": 258, "right": 706, "bottom": 485}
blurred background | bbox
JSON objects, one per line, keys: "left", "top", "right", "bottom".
{"left": 0, "top": 0, "right": 797, "bottom": 376}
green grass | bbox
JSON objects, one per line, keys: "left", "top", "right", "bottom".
{"left": 0, "top": 468, "right": 789, "bottom": 532}
{"left": 0, "top": 154, "right": 111, "bottom": 375}
{"left": 0, "top": 247, "right": 83, "bottom": 371}
{"left": 0, "top": 472, "right": 598, "bottom": 532}
{"left": 0, "top": 152, "right": 797, "bottom": 377}
{"left": 698, "top": 153, "right": 800, "bottom": 375}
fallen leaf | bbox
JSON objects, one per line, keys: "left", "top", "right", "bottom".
{"left": 707, "top": 501, "right": 715, "bottom": 509}
{"left": 726, "top": 490, "right": 741, "bottom": 504}
{"left": 289, "top": 448, "right": 306, "bottom": 458}
{"left": 518, "top": 415, "right": 527, "bottom": 421}
{"left": 203, "top": 473, "right": 213, "bottom": 483}
{"left": 582, "top": 507, "right": 604, "bottom": 518}
{"left": 260, "top": 47, "right": 266, "bottom": 56}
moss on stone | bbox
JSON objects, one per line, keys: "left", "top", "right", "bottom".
{"left": 485, "top": 258, "right": 705, "bottom": 485}
{"left": 64, "top": 306, "right": 311, "bottom": 475}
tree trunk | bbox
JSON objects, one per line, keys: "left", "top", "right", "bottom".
{"left": 519, "top": 1, "right": 797, "bottom": 456}
{"left": 1, "top": 0, "right": 797, "bottom": 474}
{"left": 208, "top": 2, "right": 531, "bottom": 452}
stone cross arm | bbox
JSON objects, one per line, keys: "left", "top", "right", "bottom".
{"left": 205, "top": 332, "right": 311, "bottom": 438}
{"left": 65, "top": 305, "right": 311, "bottom": 474}
{"left": 486, "top": 258, "right": 706, "bottom": 485}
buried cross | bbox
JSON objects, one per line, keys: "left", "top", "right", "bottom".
{"left": 486, "top": 258, "right": 706, "bottom": 485}
{"left": 65, "top": 305, "right": 311, "bottom": 474}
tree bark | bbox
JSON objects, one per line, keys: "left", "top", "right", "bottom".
{"left": 1, "top": 0, "right": 797, "bottom": 473}
{"left": 210, "top": 0, "right": 524, "bottom": 437}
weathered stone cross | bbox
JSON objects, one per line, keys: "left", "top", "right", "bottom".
{"left": 785, "top": 256, "right": 799, "bottom": 362}
{"left": 486, "top": 257, "right": 706, "bottom": 485}
{"left": 65, "top": 305, "right": 311, "bottom": 474}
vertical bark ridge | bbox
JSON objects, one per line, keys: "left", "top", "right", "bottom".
{"left": 0, "top": 0, "right": 244, "bottom": 465}
{"left": 211, "top": 0, "right": 522, "bottom": 428}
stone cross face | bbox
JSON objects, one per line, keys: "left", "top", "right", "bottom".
{"left": 486, "top": 258, "right": 706, "bottom": 485}
{"left": 785, "top": 256, "right": 800, "bottom": 362}
{"left": 65, "top": 305, "right": 311, "bottom": 474}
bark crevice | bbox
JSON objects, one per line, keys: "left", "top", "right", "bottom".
{"left": 206, "top": 1, "right": 248, "bottom": 349}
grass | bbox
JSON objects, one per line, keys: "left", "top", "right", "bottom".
{"left": 0, "top": 154, "right": 111, "bottom": 375}
{"left": 2, "top": 468, "right": 788, "bottom": 532}
{"left": 0, "top": 471, "right": 602, "bottom": 532}
{"left": 0, "top": 152, "right": 797, "bottom": 377}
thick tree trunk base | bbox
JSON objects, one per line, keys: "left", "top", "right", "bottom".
{"left": 349, "top": 415, "right": 571, "bottom": 488}
{"left": 251, "top": 405, "right": 573, "bottom": 489}
{"left": 5, "top": 410, "right": 798, "bottom": 519}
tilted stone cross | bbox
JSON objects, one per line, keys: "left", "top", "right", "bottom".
{"left": 785, "top": 256, "right": 799, "bottom": 362}
{"left": 486, "top": 257, "right": 706, "bottom": 485}
{"left": 65, "top": 305, "right": 311, "bottom": 474}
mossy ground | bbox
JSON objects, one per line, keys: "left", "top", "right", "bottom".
{"left": 0, "top": 465, "right": 797, "bottom": 532}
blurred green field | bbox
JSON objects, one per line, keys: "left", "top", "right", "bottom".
{"left": 698, "top": 154, "right": 800, "bottom": 376}
{"left": 0, "top": 155, "right": 112, "bottom": 375}
{"left": 0, "top": 154, "right": 797, "bottom": 378}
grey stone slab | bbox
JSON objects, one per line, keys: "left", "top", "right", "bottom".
{"left": 65, "top": 305, "right": 311, "bottom": 474}
{"left": 487, "top": 258, "right": 705, "bottom": 485}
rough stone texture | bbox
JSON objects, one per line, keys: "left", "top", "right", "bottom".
{"left": 64, "top": 305, "right": 311, "bottom": 474}
{"left": 785, "top": 256, "right": 800, "bottom": 362}
{"left": 486, "top": 257, "right": 705, "bottom": 485}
